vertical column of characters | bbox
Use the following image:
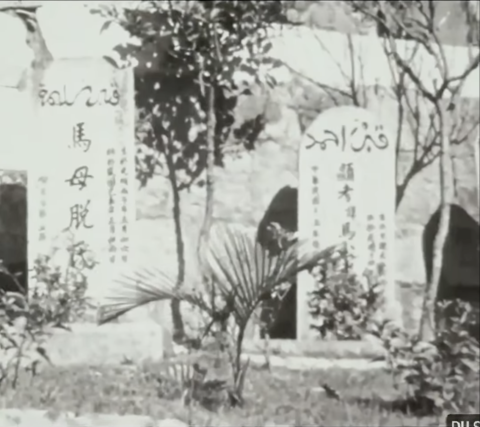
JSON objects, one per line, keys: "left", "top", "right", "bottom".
{"left": 311, "top": 165, "right": 320, "bottom": 249}
{"left": 117, "top": 147, "right": 130, "bottom": 263}
{"left": 337, "top": 162, "right": 355, "bottom": 272}
{"left": 37, "top": 176, "right": 48, "bottom": 244}
{"left": 63, "top": 122, "right": 94, "bottom": 235}
{"left": 377, "top": 214, "right": 387, "bottom": 278}
{"left": 106, "top": 148, "right": 117, "bottom": 263}
{"left": 366, "top": 214, "right": 376, "bottom": 273}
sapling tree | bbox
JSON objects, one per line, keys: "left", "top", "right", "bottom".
{"left": 346, "top": 0, "right": 479, "bottom": 340}
{"left": 99, "top": 1, "right": 286, "bottom": 340}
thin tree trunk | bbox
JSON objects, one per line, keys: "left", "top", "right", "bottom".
{"left": 197, "top": 85, "right": 216, "bottom": 258}
{"left": 165, "top": 143, "right": 185, "bottom": 343}
{"left": 419, "top": 117, "right": 453, "bottom": 341}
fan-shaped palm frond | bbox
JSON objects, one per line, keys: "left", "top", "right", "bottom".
{"left": 97, "top": 266, "right": 208, "bottom": 325}
{"left": 98, "top": 223, "right": 339, "bottom": 328}
{"left": 201, "top": 223, "right": 339, "bottom": 326}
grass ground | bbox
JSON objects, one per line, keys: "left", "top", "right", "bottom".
{"left": 1, "top": 359, "right": 453, "bottom": 427}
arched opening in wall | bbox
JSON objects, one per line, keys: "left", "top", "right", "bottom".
{"left": 0, "top": 171, "right": 28, "bottom": 295}
{"left": 422, "top": 204, "right": 480, "bottom": 338}
{"left": 256, "top": 186, "right": 298, "bottom": 339}
{"left": 423, "top": 204, "right": 480, "bottom": 302}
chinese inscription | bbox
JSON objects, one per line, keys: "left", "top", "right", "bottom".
{"left": 377, "top": 214, "right": 387, "bottom": 277}
{"left": 65, "top": 166, "right": 93, "bottom": 190}
{"left": 70, "top": 122, "right": 92, "bottom": 152}
{"left": 38, "top": 176, "right": 48, "bottom": 242}
{"left": 107, "top": 148, "right": 117, "bottom": 263}
{"left": 106, "top": 147, "right": 131, "bottom": 264}
{"left": 338, "top": 162, "right": 356, "bottom": 272}
{"left": 64, "top": 123, "right": 95, "bottom": 231}
{"left": 118, "top": 147, "right": 130, "bottom": 263}
{"left": 67, "top": 201, "right": 93, "bottom": 230}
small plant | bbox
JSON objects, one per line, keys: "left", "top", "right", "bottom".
{"left": 370, "top": 299, "right": 480, "bottom": 415}
{"left": 309, "top": 268, "right": 382, "bottom": 340}
{"left": 98, "top": 223, "right": 335, "bottom": 410}
{"left": 0, "top": 240, "right": 95, "bottom": 390}
{"left": 29, "top": 240, "right": 96, "bottom": 325}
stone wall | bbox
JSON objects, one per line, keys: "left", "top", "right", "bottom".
{"left": 1, "top": 5, "right": 479, "bottom": 332}
{"left": 134, "top": 79, "right": 479, "bottom": 329}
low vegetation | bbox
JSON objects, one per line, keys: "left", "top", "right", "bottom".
{"left": 2, "top": 226, "right": 479, "bottom": 426}
{"left": 2, "top": 361, "right": 464, "bottom": 426}
{"left": 1, "top": 224, "right": 479, "bottom": 426}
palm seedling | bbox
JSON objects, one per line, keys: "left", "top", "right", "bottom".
{"left": 98, "top": 223, "right": 339, "bottom": 408}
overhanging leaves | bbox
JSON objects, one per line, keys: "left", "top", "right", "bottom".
{"left": 200, "top": 223, "right": 340, "bottom": 326}
{"left": 98, "top": 223, "right": 338, "bottom": 327}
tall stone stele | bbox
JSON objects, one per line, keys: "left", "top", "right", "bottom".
{"left": 297, "top": 106, "right": 401, "bottom": 340}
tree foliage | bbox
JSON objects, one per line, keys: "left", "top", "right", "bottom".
{"left": 346, "top": 0, "right": 479, "bottom": 339}
{"left": 99, "top": 1, "right": 287, "bottom": 340}
{"left": 106, "top": 1, "right": 286, "bottom": 187}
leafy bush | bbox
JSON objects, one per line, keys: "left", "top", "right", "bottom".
{"left": 370, "top": 299, "right": 480, "bottom": 415}
{"left": 309, "top": 269, "right": 382, "bottom": 340}
{"left": 29, "top": 241, "right": 95, "bottom": 325}
{"left": 0, "top": 241, "right": 95, "bottom": 390}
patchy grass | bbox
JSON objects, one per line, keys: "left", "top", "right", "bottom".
{"left": 0, "top": 359, "right": 451, "bottom": 427}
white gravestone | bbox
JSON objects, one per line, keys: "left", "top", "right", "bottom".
{"left": 29, "top": 58, "right": 135, "bottom": 302}
{"left": 297, "top": 106, "right": 399, "bottom": 340}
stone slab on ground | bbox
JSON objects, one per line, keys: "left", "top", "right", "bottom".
{"left": 242, "top": 338, "right": 384, "bottom": 359}
{"left": 44, "top": 322, "right": 386, "bottom": 367}
{"left": 245, "top": 354, "right": 385, "bottom": 370}
{"left": 0, "top": 409, "right": 188, "bottom": 427}
{"left": 45, "top": 323, "right": 384, "bottom": 366}
{"left": 45, "top": 322, "right": 165, "bottom": 366}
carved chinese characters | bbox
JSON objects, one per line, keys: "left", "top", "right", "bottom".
{"left": 107, "top": 148, "right": 116, "bottom": 262}
{"left": 297, "top": 106, "right": 398, "bottom": 339}
{"left": 311, "top": 167, "right": 320, "bottom": 248}
{"left": 38, "top": 176, "right": 48, "bottom": 242}
{"left": 30, "top": 58, "right": 135, "bottom": 298}
{"left": 106, "top": 147, "right": 134, "bottom": 265}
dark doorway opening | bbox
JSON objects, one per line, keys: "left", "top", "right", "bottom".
{"left": 257, "top": 186, "right": 298, "bottom": 339}
{"left": 423, "top": 204, "right": 480, "bottom": 340}
{"left": 0, "top": 170, "right": 28, "bottom": 295}
{"left": 423, "top": 204, "right": 480, "bottom": 304}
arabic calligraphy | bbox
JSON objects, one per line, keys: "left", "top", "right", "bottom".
{"left": 305, "top": 120, "right": 389, "bottom": 153}
{"left": 39, "top": 84, "right": 120, "bottom": 107}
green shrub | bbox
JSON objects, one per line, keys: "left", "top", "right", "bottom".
{"left": 0, "top": 241, "right": 95, "bottom": 390}
{"left": 371, "top": 299, "right": 480, "bottom": 415}
{"left": 309, "top": 270, "right": 382, "bottom": 340}
{"left": 28, "top": 241, "right": 95, "bottom": 325}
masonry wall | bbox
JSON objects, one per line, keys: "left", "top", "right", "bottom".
{"left": 133, "top": 79, "right": 479, "bottom": 329}
{"left": 1, "top": 9, "right": 478, "bottom": 332}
